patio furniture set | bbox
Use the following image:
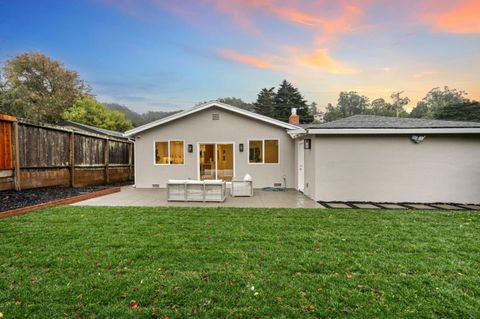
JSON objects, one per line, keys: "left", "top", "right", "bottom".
{"left": 167, "top": 176, "right": 253, "bottom": 202}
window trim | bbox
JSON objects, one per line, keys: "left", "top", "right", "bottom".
{"left": 247, "top": 138, "right": 280, "bottom": 165}
{"left": 153, "top": 139, "right": 186, "bottom": 166}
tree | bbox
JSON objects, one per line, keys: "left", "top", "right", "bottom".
{"left": 0, "top": 52, "right": 88, "bottom": 123}
{"left": 368, "top": 92, "right": 409, "bottom": 117}
{"left": 337, "top": 91, "right": 369, "bottom": 117}
{"left": 273, "top": 80, "right": 313, "bottom": 123}
{"left": 434, "top": 101, "right": 480, "bottom": 122}
{"left": 323, "top": 103, "right": 343, "bottom": 122}
{"left": 63, "top": 95, "right": 133, "bottom": 132}
{"left": 253, "top": 87, "right": 275, "bottom": 117}
{"left": 217, "top": 97, "right": 253, "bottom": 111}
{"left": 309, "top": 101, "right": 318, "bottom": 115}
{"left": 410, "top": 86, "right": 469, "bottom": 119}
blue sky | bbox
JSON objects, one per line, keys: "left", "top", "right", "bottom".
{"left": 1, "top": 0, "right": 479, "bottom": 113}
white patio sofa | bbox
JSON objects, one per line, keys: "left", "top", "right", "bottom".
{"left": 167, "top": 179, "right": 226, "bottom": 202}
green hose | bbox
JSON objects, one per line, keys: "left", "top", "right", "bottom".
{"left": 262, "top": 187, "right": 286, "bottom": 192}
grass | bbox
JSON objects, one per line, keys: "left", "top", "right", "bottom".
{"left": 0, "top": 207, "right": 479, "bottom": 318}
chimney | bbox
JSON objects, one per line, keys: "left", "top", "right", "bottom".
{"left": 289, "top": 108, "right": 300, "bottom": 125}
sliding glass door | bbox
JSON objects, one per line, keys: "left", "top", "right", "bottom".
{"left": 199, "top": 143, "right": 233, "bottom": 181}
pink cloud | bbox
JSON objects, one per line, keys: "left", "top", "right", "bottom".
{"left": 218, "top": 49, "right": 276, "bottom": 69}
{"left": 420, "top": 0, "right": 480, "bottom": 34}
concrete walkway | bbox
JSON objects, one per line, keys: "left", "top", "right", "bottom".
{"left": 72, "top": 186, "right": 323, "bottom": 208}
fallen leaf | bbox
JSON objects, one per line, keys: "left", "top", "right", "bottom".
{"left": 203, "top": 298, "right": 210, "bottom": 307}
{"left": 357, "top": 285, "right": 369, "bottom": 289}
{"left": 31, "top": 277, "right": 37, "bottom": 284}
{"left": 207, "top": 236, "right": 212, "bottom": 240}
{"left": 372, "top": 289, "right": 384, "bottom": 295}
{"left": 15, "top": 299, "right": 22, "bottom": 305}
{"left": 132, "top": 287, "right": 139, "bottom": 291}
{"left": 121, "top": 291, "right": 128, "bottom": 297}
{"left": 162, "top": 315, "right": 169, "bottom": 319}
{"left": 95, "top": 261, "right": 101, "bottom": 266}
{"left": 345, "top": 273, "right": 353, "bottom": 279}
{"left": 105, "top": 266, "right": 112, "bottom": 271}
{"left": 229, "top": 279, "right": 236, "bottom": 286}
{"left": 129, "top": 301, "right": 139, "bottom": 308}
{"left": 307, "top": 305, "right": 316, "bottom": 311}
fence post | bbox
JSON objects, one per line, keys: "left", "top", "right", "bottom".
{"left": 104, "top": 138, "right": 110, "bottom": 184}
{"left": 12, "top": 121, "right": 21, "bottom": 191}
{"left": 70, "top": 132, "right": 75, "bottom": 187}
{"left": 128, "top": 142, "right": 133, "bottom": 181}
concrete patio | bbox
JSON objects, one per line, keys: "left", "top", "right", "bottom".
{"left": 72, "top": 186, "right": 323, "bottom": 208}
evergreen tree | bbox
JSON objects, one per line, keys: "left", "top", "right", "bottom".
{"left": 273, "top": 80, "right": 312, "bottom": 123}
{"left": 253, "top": 87, "right": 275, "bottom": 117}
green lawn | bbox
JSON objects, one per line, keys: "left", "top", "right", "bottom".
{"left": 0, "top": 207, "right": 479, "bottom": 318}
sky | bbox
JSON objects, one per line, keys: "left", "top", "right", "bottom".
{"left": 0, "top": 0, "right": 479, "bottom": 113}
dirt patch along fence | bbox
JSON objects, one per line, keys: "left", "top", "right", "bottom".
{"left": 0, "top": 114, "right": 133, "bottom": 191}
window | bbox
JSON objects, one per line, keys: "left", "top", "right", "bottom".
{"left": 264, "top": 140, "right": 279, "bottom": 163}
{"left": 155, "top": 140, "right": 184, "bottom": 165}
{"left": 248, "top": 139, "right": 279, "bottom": 164}
{"left": 249, "top": 140, "right": 263, "bottom": 163}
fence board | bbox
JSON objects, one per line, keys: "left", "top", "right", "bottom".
{"left": 109, "top": 140, "right": 129, "bottom": 164}
{"left": 19, "top": 125, "right": 70, "bottom": 168}
{"left": 0, "top": 121, "right": 13, "bottom": 169}
{"left": 74, "top": 135, "right": 105, "bottom": 165}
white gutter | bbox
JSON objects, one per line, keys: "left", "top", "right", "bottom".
{"left": 307, "top": 128, "right": 480, "bottom": 135}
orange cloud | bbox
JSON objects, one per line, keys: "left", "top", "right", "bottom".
{"left": 423, "top": 0, "right": 480, "bottom": 33}
{"left": 218, "top": 49, "right": 275, "bottom": 69}
{"left": 299, "top": 49, "right": 357, "bottom": 74}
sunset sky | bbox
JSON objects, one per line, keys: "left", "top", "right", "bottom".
{"left": 1, "top": 0, "right": 479, "bottom": 112}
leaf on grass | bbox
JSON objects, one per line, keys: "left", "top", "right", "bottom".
{"left": 202, "top": 275, "right": 209, "bottom": 282}
{"left": 345, "top": 273, "right": 353, "bottom": 279}
{"left": 357, "top": 285, "right": 369, "bottom": 289}
{"left": 203, "top": 298, "right": 211, "bottom": 307}
{"left": 229, "top": 279, "right": 236, "bottom": 286}
{"left": 95, "top": 261, "right": 101, "bottom": 266}
{"left": 105, "top": 266, "right": 112, "bottom": 271}
{"left": 31, "top": 277, "right": 37, "bottom": 284}
{"left": 132, "top": 287, "right": 139, "bottom": 291}
{"left": 372, "top": 289, "right": 384, "bottom": 295}
{"left": 307, "top": 305, "right": 316, "bottom": 311}
{"left": 15, "top": 299, "right": 21, "bottom": 305}
{"left": 162, "top": 315, "right": 169, "bottom": 319}
{"left": 129, "top": 301, "right": 139, "bottom": 309}
{"left": 207, "top": 236, "right": 212, "bottom": 240}
{"left": 121, "top": 291, "right": 128, "bottom": 297}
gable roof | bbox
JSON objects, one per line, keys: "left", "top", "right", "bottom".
{"left": 62, "top": 120, "right": 126, "bottom": 138}
{"left": 124, "top": 101, "right": 300, "bottom": 136}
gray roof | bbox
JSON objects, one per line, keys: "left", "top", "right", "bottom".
{"left": 313, "top": 115, "right": 480, "bottom": 129}
{"left": 62, "top": 120, "right": 126, "bottom": 138}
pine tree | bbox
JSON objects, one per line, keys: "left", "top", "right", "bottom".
{"left": 253, "top": 87, "right": 275, "bottom": 117}
{"left": 273, "top": 80, "right": 312, "bottom": 123}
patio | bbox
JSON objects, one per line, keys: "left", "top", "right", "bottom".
{"left": 72, "top": 186, "right": 323, "bottom": 208}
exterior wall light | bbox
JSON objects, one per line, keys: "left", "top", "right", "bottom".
{"left": 411, "top": 135, "right": 426, "bottom": 144}
{"left": 239, "top": 143, "right": 244, "bottom": 152}
{"left": 304, "top": 138, "right": 311, "bottom": 149}
{"left": 188, "top": 144, "right": 193, "bottom": 152}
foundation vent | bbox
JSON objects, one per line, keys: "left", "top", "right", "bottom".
{"left": 212, "top": 113, "right": 220, "bottom": 120}
{"left": 152, "top": 184, "right": 160, "bottom": 188}
{"left": 273, "top": 183, "right": 282, "bottom": 187}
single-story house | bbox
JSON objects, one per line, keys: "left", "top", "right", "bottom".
{"left": 125, "top": 101, "right": 480, "bottom": 204}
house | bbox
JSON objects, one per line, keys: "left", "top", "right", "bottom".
{"left": 125, "top": 101, "right": 480, "bottom": 204}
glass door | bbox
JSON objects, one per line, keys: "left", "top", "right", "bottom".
{"left": 217, "top": 144, "right": 233, "bottom": 181}
{"left": 199, "top": 143, "right": 234, "bottom": 181}
{"left": 199, "top": 144, "right": 216, "bottom": 180}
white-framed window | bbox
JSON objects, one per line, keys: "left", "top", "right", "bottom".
{"left": 154, "top": 140, "right": 185, "bottom": 165}
{"left": 248, "top": 139, "right": 279, "bottom": 164}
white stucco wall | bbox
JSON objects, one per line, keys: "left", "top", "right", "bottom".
{"left": 133, "top": 106, "right": 295, "bottom": 188}
{"left": 311, "top": 134, "right": 480, "bottom": 204}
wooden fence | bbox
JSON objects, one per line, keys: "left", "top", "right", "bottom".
{"left": 0, "top": 114, "right": 133, "bottom": 191}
